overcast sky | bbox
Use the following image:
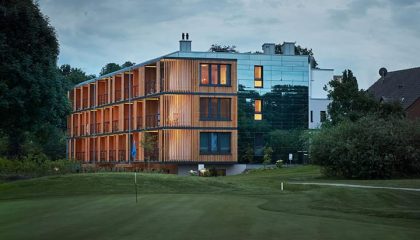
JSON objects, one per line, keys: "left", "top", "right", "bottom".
{"left": 38, "top": 0, "right": 420, "bottom": 89}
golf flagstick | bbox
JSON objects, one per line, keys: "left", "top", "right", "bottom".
{"left": 135, "top": 172, "right": 138, "bottom": 203}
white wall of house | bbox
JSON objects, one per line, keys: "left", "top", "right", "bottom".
{"left": 309, "top": 69, "right": 333, "bottom": 129}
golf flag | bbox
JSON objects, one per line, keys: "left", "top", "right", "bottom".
{"left": 131, "top": 140, "right": 137, "bottom": 159}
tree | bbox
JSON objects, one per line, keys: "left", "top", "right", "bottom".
{"left": 0, "top": 0, "right": 70, "bottom": 158}
{"left": 59, "top": 64, "right": 95, "bottom": 85}
{"left": 100, "top": 63, "right": 121, "bottom": 76}
{"left": 140, "top": 133, "right": 157, "bottom": 172}
{"left": 121, "top": 61, "right": 135, "bottom": 68}
{"left": 209, "top": 44, "right": 238, "bottom": 53}
{"left": 275, "top": 44, "right": 318, "bottom": 67}
{"left": 324, "top": 69, "right": 404, "bottom": 125}
{"left": 263, "top": 146, "right": 273, "bottom": 168}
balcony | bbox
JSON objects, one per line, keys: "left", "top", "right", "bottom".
{"left": 82, "top": 98, "right": 88, "bottom": 109}
{"left": 75, "top": 151, "right": 84, "bottom": 161}
{"left": 98, "top": 94, "right": 108, "bottom": 105}
{"left": 118, "top": 150, "right": 126, "bottom": 162}
{"left": 109, "top": 150, "right": 116, "bottom": 162}
{"left": 124, "top": 87, "right": 130, "bottom": 100}
{"left": 136, "top": 116, "right": 143, "bottom": 129}
{"left": 115, "top": 90, "right": 122, "bottom": 102}
{"left": 80, "top": 125, "right": 85, "bottom": 136}
{"left": 89, "top": 151, "right": 98, "bottom": 162}
{"left": 100, "top": 151, "right": 106, "bottom": 162}
{"left": 112, "top": 120, "right": 119, "bottom": 132}
{"left": 103, "top": 121, "right": 110, "bottom": 133}
{"left": 73, "top": 126, "right": 78, "bottom": 136}
{"left": 146, "top": 114, "right": 160, "bottom": 128}
{"left": 145, "top": 81, "right": 156, "bottom": 95}
{"left": 145, "top": 148, "right": 159, "bottom": 161}
{"left": 124, "top": 117, "right": 133, "bottom": 131}
{"left": 133, "top": 85, "right": 139, "bottom": 97}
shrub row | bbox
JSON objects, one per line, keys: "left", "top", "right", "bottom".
{"left": 311, "top": 115, "right": 420, "bottom": 179}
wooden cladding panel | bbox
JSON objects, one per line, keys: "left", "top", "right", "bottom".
{"left": 162, "top": 129, "right": 237, "bottom": 163}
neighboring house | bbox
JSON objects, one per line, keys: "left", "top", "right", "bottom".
{"left": 67, "top": 35, "right": 333, "bottom": 174}
{"left": 368, "top": 67, "right": 420, "bottom": 120}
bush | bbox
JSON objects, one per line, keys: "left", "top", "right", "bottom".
{"left": 0, "top": 157, "right": 81, "bottom": 180}
{"left": 311, "top": 115, "right": 420, "bottom": 179}
{"left": 276, "top": 160, "right": 283, "bottom": 168}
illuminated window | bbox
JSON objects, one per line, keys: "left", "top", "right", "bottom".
{"left": 254, "top": 99, "right": 262, "bottom": 120}
{"left": 200, "top": 64, "right": 230, "bottom": 86}
{"left": 254, "top": 66, "right": 263, "bottom": 88}
{"left": 200, "top": 64, "right": 209, "bottom": 85}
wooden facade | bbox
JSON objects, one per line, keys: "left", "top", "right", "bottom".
{"left": 67, "top": 58, "right": 238, "bottom": 166}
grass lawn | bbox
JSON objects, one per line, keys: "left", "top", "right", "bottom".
{"left": 1, "top": 166, "right": 420, "bottom": 240}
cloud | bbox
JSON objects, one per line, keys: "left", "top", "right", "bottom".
{"left": 38, "top": 0, "right": 420, "bottom": 89}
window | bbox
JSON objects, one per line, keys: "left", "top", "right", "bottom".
{"left": 200, "top": 64, "right": 209, "bottom": 85}
{"left": 200, "top": 98, "right": 231, "bottom": 121}
{"left": 320, "top": 111, "right": 326, "bottom": 122}
{"left": 310, "top": 111, "right": 313, "bottom": 123}
{"left": 254, "top": 66, "right": 263, "bottom": 88}
{"left": 254, "top": 133, "right": 264, "bottom": 156}
{"left": 200, "top": 132, "right": 231, "bottom": 154}
{"left": 200, "top": 64, "right": 231, "bottom": 86}
{"left": 254, "top": 99, "right": 262, "bottom": 120}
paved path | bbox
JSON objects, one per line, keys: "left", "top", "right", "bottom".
{"left": 289, "top": 182, "right": 420, "bottom": 192}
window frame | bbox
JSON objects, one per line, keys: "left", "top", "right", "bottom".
{"left": 199, "top": 132, "right": 231, "bottom": 155}
{"left": 199, "top": 97, "right": 231, "bottom": 121}
{"left": 200, "top": 63, "right": 231, "bottom": 87}
{"left": 254, "top": 65, "right": 263, "bottom": 88}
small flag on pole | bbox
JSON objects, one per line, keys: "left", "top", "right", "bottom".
{"left": 131, "top": 140, "right": 137, "bottom": 159}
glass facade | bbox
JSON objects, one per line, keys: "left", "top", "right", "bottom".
{"left": 167, "top": 51, "right": 310, "bottom": 162}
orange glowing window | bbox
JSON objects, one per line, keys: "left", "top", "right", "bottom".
{"left": 254, "top": 99, "right": 262, "bottom": 120}
{"left": 200, "top": 64, "right": 209, "bottom": 85}
{"left": 254, "top": 66, "right": 263, "bottom": 88}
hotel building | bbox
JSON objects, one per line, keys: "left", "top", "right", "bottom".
{"left": 67, "top": 35, "right": 332, "bottom": 174}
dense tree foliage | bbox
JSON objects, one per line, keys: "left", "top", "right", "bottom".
{"left": 99, "top": 61, "right": 135, "bottom": 76}
{"left": 311, "top": 115, "right": 420, "bottom": 179}
{"left": 324, "top": 70, "right": 404, "bottom": 125}
{"left": 209, "top": 44, "right": 238, "bottom": 53}
{"left": 0, "top": 0, "right": 70, "bottom": 158}
{"left": 59, "top": 64, "right": 95, "bottom": 85}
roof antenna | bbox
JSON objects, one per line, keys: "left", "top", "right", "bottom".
{"left": 182, "top": 33, "right": 185, "bottom": 40}
{"left": 186, "top": 33, "right": 189, "bottom": 40}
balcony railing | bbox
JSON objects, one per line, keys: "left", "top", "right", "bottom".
{"left": 133, "top": 85, "right": 139, "bottom": 97}
{"left": 124, "top": 117, "right": 133, "bottom": 131}
{"left": 145, "top": 148, "right": 159, "bottom": 161}
{"left": 112, "top": 120, "right": 119, "bottom": 132}
{"left": 136, "top": 116, "right": 143, "bottom": 129}
{"left": 82, "top": 98, "right": 88, "bottom": 109}
{"left": 124, "top": 87, "right": 130, "bottom": 100}
{"left": 89, "top": 151, "right": 98, "bottom": 161}
{"left": 118, "top": 150, "right": 126, "bottom": 162}
{"left": 100, "top": 151, "right": 106, "bottom": 162}
{"left": 109, "top": 150, "right": 116, "bottom": 162}
{"left": 98, "top": 94, "right": 108, "bottom": 105}
{"left": 115, "top": 90, "right": 122, "bottom": 102}
{"left": 90, "top": 123, "right": 96, "bottom": 134}
{"left": 146, "top": 114, "right": 160, "bottom": 128}
{"left": 90, "top": 95, "right": 96, "bottom": 107}
{"left": 75, "top": 152, "right": 85, "bottom": 161}
{"left": 145, "top": 81, "right": 156, "bottom": 95}
{"left": 73, "top": 126, "right": 78, "bottom": 136}
{"left": 103, "top": 121, "right": 110, "bottom": 133}
{"left": 80, "top": 125, "right": 85, "bottom": 136}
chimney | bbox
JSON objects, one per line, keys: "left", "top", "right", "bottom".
{"left": 179, "top": 32, "right": 191, "bottom": 52}
{"left": 281, "top": 42, "right": 295, "bottom": 55}
{"left": 262, "top": 43, "right": 275, "bottom": 55}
